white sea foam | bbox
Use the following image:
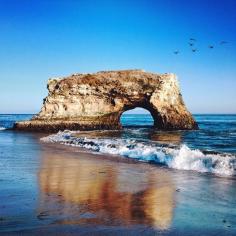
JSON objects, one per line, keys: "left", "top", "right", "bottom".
{"left": 41, "top": 131, "right": 236, "bottom": 176}
{"left": 0, "top": 127, "right": 6, "bottom": 131}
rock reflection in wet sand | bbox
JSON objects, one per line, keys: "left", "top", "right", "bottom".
{"left": 38, "top": 147, "right": 176, "bottom": 230}
{"left": 150, "top": 131, "right": 182, "bottom": 144}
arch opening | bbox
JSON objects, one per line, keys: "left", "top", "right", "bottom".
{"left": 120, "top": 107, "right": 154, "bottom": 128}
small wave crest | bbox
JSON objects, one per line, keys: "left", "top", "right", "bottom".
{"left": 0, "top": 127, "right": 6, "bottom": 131}
{"left": 41, "top": 131, "right": 236, "bottom": 176}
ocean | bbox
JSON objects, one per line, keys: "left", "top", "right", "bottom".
{"left": 1, "top": 114, "right": 236, "bottom": 176}
{"left": 0, "top": 114, "right": 236, "bottom": 234}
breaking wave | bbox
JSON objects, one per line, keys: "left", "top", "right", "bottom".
{"left": 0, "top": 127, "right": 6, "bottom": 131}
{"left": 41, "top": 131, "right": 236, "bottom": 176}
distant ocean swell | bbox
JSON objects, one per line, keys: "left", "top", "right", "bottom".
{"left": 41, "top": 130, "right": 236, "bottom": 176}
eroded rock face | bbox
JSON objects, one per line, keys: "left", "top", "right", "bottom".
{"left": 14, "top": 70, "right": 198, "bottom": 132}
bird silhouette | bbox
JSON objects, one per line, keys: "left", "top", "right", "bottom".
{"left": 208, "top": 45, "right": 214, "bottom": 49}
{"left": 192, "top": 48, "right": 197, "bottom": 52}
{"left": 174, "top": 51, "right": 179, "bottom": 54}
{"left": 189, "top": 43, "right": 194, "bottom": 46}
{"left": 190, "top": 38, "right": 196, "bottom": 41}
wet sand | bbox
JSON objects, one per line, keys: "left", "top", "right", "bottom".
{"left": 0, "top": 131, "right": 236, "bottom": 235}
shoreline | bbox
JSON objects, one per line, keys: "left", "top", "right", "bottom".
{"left": 42, "top": 141, "right": 236, "bottom": 180}
{"left": 0, "top": 128, "right": 236, "bottom": 235}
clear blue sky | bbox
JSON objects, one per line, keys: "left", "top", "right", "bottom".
{"left": 0, "top": 0, "right": 236, "bottom": 114}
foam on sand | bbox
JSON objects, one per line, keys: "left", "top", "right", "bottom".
{"left": 41, "top": 131, "right": 236, "bottom": 176}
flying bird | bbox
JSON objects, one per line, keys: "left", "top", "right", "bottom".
{"left": 208, "top": 45, "right": 214, "bottom": 49}
{"left": 174, "top": 51, "right": 180, "bottom": 54}
{"left": 190, "top": 38, "right": 196, "bottom": 41}
{"left": 189, "top": 43, "right": 194, "bottom": 46}
{"left": 192, "top": 48, "right": 197, "bottom": 52}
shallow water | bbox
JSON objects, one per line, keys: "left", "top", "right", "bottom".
{"left": 41, "top": 114, "right": 236, "bottom": 176}
{"left": 120, "top": 114, "right": 236, "bottom": 154}
{"left": 0, "top": 114, "right": 236, "bottom": 234}
{"left": 1, "top": 114, "right": 236, "bottom": 153}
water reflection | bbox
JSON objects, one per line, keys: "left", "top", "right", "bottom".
{"left": 74, "top": 129, "right": 182, "bottom": 145}
{"left": 38, "top": 148, "right": 176, "bottom": 229}
{"left": 150, "top": 131, "right": 182, "bottom": 144}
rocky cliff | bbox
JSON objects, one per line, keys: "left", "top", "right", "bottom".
{"left": 14, "top": 70, "right": 198, "bottom": 132}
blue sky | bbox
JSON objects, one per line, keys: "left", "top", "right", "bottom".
{"left": 0, "top": 0, "right": 236, "bottom": 114}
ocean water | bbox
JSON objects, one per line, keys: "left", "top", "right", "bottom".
{"left": 1, "top": 114, "right": 236, "bottom": 234}
{"left": 1, "top": 114, "right": 236, "bottom": 176}
{"left": 0, "top": 114, "right": 33, "bottom": 129}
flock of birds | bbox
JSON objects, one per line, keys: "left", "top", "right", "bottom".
{"left": 173, "top": 38, "right": 228, "bottom": 54}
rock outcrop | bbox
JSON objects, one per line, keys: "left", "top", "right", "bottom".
{"left": 14, "top": 70, "right": 198, "bottom": 132}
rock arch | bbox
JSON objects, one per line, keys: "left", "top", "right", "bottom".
{"left": 14, "top": 70, "right": 198, "bottom": 132}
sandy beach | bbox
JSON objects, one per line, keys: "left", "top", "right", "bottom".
{"left": 1, "top": 130, "right": 236, "bottom": 235}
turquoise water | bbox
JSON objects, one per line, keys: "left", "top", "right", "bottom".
{"left": 0, "top": 114, "right": 236, "bottom": 234}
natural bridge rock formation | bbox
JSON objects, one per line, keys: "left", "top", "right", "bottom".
{"left": 14, "top": 70, "right": 198, "bottom": 132}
